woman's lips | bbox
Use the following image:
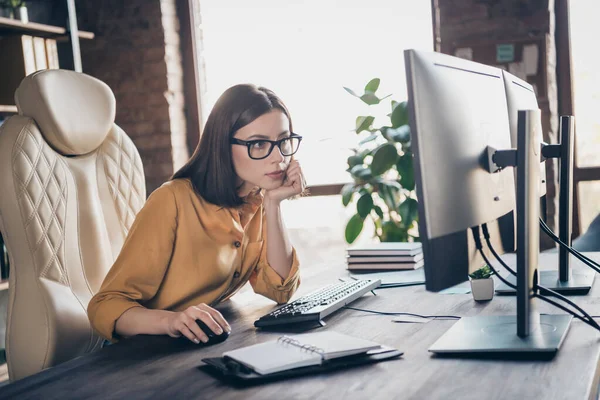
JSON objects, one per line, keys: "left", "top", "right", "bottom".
{"left": 266, "top": 171, "right": 284, "bottom": 179}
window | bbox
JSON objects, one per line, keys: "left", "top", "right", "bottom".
{"left": 569, "top": 0, "right": 600, "bottom": 233}
{"left": 199, "top": 0, "right": 433, "bottom": 186}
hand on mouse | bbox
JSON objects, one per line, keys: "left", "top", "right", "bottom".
{"left": 163, "top": 303, "right": 231, "bottom": 344}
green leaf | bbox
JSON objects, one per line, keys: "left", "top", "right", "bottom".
{"left": 341, "top": 183, "right": 355, "bottom": 206}
{"left": 359, "top": 133, "right": 378, "bottom": 145}
{"left": 378, "top": 183, "right": 398, "bottom": 212}
{"left": 344, "top": 87, "right": 359, "bottom": 97}
{"left": 396, "top": 153, "right": 415, "bottom": 190}
{"left": 364, "top": 78, "right": 380, "bottom": 93}
{"left": 357, "top": 193, "right": 374, "bottom": 218}
{"left": 373, "top": 205, "right": 384, "bottom": 219}
{"left": 345, "top": 214, "right": 364, "bottom": 244}
{"left": 360, "top": 93, "right": 380, "bottom": 105}
{"left": 347, "top": 154, "right": 363, "bottom": 168}
{"left": 350, "top": 165, "right": 373, "bottom": 180}
{"left": 380, "top": 179, "right": 402, "bottom": 191}
{"left": 398, "top": 198, "right": 419, "bottom": 227}
{"left": 381, "top": 220, "right": 408, "bottom": 242}
{"left": 370, "top": 143, "right": 398, "bottom": 175}
{"left": 387, "top": 125, "right": 411, "bottom": 143}
{"left": 469, "top": 264, "right": 494, "bottom": 279}
{"left": 355, "top": 116, "right": 375, "bottom": 134}
{"left": 391, "top": 101, "right": 409, "bottom": 128}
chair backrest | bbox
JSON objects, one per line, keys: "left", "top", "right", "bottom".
{"left": 0, "top": 70, "right": 146, "bottom": 381}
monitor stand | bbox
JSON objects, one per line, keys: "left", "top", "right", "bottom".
{"left": 495, "top": 116, "right": 594, "bottom": 296}
{"left": 428, "top": 314, "right": 571, "bottom": 355}
{"left": 429, "top": 110, "right": 571, "bottom": 356}
{"left": 495, "top": 268, "right": 595, "bottom": 295}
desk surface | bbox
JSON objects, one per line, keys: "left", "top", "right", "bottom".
{"left": 2, "top": 253, "right": 600, "bottom": 400}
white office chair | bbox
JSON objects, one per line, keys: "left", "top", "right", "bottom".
{"left": 0, "top": 70, "right": 146, "bottom": 381}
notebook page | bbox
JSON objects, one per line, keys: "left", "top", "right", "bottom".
{"left": 285, "top": 331, "right": 381, "bottom": 360}
{"left": 223, "top": 341, "right": 322, "bottom": 375}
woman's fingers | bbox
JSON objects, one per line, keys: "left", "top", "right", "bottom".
{"left": 193, "top": 305, "right": 228, "bottom": 334}
{"left": 183, "top": 313, "right": 210, "bottom": 343}
{"left": 178, "top": 322, "right": 203, "bottom": 344}
{"left": 200, "top": 305, "right": 231, "bottom": 333}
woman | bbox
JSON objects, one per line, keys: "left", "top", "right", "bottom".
{"left": 88, "top": 84, "right": 305, "bottom": 345}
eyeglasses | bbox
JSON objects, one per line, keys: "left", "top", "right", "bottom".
{"left": 231, "top": 133, "right": 303, "bottom": 160}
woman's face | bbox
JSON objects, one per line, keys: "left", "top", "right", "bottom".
{"left": 231, "top": 109, "right": 292, "bottom": 196}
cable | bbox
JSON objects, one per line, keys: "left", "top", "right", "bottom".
{"left": 342, "top": 306, "right": 460, "bottom": 320}
{"left": 539, "top": 218, "right": 600, "bottom": 272}
{"left": 537, "top": 285, "right": 600, "bottom": 330}
{"left": 471, "top": 226, "right": 517, "bottom": 290}
{"left": 481, "top": 223, "right": 516, "bottom": 276}
{"left": 534, "top": 293, "right": 600, "bottom": 332}
{"left": 483, "top": 226, "right": 600, "bottom": 333}
{"left": 539, "top": 218, "right": 600, "bottom": 273}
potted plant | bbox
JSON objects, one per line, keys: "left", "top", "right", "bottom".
{"left": 341, "top": 78, "right": 418, "bottom": 244}
{"left": 0, "top": 0, "right": 27, "bottom": 23}
{"left": 469, "top": 265, "right": 495, "bottom": 301}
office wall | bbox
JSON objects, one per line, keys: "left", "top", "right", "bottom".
{"left": 76, "top": 0, "right": 189, "bottom": 195}
{"left": 435, "top": 0, "right": 558, "bottom": 249}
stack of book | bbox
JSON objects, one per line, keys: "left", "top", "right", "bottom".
{"left": 0, "top": 34, "right": 59, "bottom": 105}
{"left": 346, "top": 242, "right": 423, "bottom": 271}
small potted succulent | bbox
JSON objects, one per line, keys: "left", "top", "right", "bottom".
{"left": 0, "top": 0, "right": 28, "bottom": 23}
{"left": 469, "top": 264, "right": 494, "bottom": 301}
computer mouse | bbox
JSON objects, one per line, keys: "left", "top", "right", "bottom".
{"left": 196, "top": 319, "right": 230, "bottom": 345}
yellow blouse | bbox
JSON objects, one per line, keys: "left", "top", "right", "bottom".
{"left": 87, "top": 178, "right": 301, "bottom": 341}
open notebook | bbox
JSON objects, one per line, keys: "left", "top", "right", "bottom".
{"left": 222, "top": 331, "right": 382, "bottom": 375}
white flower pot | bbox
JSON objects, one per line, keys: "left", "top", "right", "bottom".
{"left": 14, "top": 6, "right": 28, "bottom": 23}
{"left": 470, "top": 278, "right": 494, "bottom": 301}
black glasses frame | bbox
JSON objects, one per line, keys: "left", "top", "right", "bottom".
{"left": 230, "top": 133, "right": 303, "bottom": 160}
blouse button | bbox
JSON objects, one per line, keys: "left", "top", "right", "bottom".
{"left": 234, "top": 241, "right": 241, "bottom": 248}
{"left": 233, "top": 271, "right": 240, "bottom": 278}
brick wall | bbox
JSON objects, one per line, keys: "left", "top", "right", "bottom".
{"left": 435, "top": 0, "right": 558, "bottom": 249}
{"left": 76, "top": 0, "right": 189, "bottom": 195}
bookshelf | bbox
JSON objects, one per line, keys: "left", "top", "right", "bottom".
{"left": 0, "top": 0, "right": 95, "bottom": 292}
{"left": 0, "top": 105, "right": 17, "bottom": 114}
{"left": 0, "top": 16, "right": 94, "bottom": 39}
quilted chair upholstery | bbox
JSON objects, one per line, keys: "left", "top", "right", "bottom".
{"left": 0, "top": 70, "right": 146, "bottom": 381}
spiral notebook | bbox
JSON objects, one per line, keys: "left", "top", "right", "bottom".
{"left": 222, "top": 331, "right": 382, "bottom": 375}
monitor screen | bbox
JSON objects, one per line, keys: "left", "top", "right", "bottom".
{"left": 502, "top": 70, "right": 547, "bottom": 197}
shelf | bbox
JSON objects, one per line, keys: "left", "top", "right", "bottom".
{"left": 0, "top": 105, "right": 17, "bottom": 114}
{"left": 0, "top": 16, "right": 94, "bottom": 40}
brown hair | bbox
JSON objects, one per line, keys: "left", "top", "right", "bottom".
{"left": 172, "top": 84, "right": 293, "bottom": 207}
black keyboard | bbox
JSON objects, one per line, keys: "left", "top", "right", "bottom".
{"left": 254, "top": 279, "right": 381, "bottom": 328}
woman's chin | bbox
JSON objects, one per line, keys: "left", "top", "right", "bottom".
{"left": 260, "top": 180, "right": 284, "bottom": 191}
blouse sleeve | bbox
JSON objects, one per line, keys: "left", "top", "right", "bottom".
{"left": 87, "top": 185, "right": 178, "bottom": 341}
{"left": 248, "top": 211, "right": 301, "bottom": 304}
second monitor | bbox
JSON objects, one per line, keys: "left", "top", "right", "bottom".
{"left": 497, "top": 71, "right": 594, "bottom": 295}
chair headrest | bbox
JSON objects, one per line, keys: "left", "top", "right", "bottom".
{"left": 15, "top": 69, "right": 116, "bottom": 156}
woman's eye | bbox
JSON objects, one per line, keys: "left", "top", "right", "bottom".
{"left": 251, "top": 141, "right": 268, "bottom": 149}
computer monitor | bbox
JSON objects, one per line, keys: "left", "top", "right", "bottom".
{"left": 497, "top": 71, "right": 594, "bottom": 295}
{"left": 502, "top": 70, "right": 547, "bottom": 197}
{"left": 404, "top": 49, "right": 516, "bottom": 292}
{"left": 405, "top": 49, "right": 571, "bottom": 355}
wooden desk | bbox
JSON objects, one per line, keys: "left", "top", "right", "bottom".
{"left": 2, "top": 253, "right": 600, "bottom": 400}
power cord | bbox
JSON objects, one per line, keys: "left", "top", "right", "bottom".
{"left": 534, "top": 287, "right": 600, "bottom": 332}
{"left": 471, "top": 226, "right": 517, "bottom": 290}
{"left": 342, "top": 306, "right": 460, "bottom": 320}
{"left": 539, "top": 218, "right": 600, "bottom": 274}
{"left": 481, "top": 223, "right": 516, "bottom": 276}
{"left": 482, "top": 225, "right": 600, "bottom": 333}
